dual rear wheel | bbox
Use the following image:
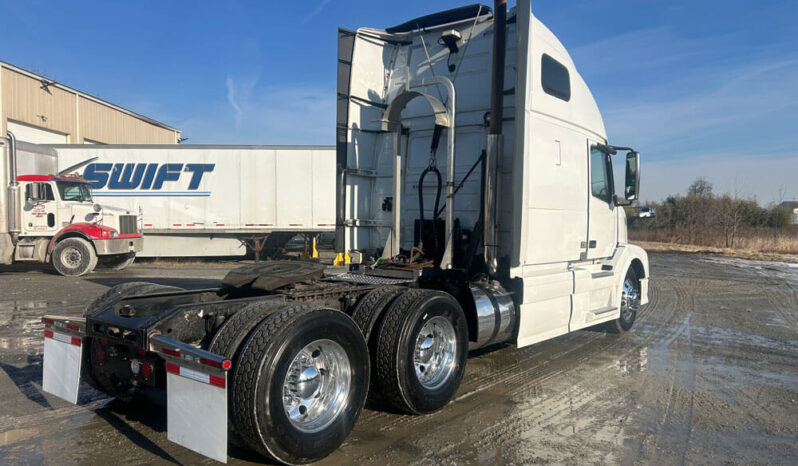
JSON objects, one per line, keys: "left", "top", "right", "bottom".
{"left": 221, "top": 288, "right": 468, "bottom": 464}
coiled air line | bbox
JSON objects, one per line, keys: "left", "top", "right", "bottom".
{"left": 417, "top": 125, "right": 445, "bottom": 254}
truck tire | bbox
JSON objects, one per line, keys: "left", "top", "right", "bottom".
{"left": 208, "top": 300, "right": 284, "bottom": 360}
{"left": 97, "top": 252, "right": 136, "bottom": 271}
{"left": 82, "top": 282, "right": 183, "bottom": 398}
{"left": 232, "top": 305, "right": 369, "bottom": 464}
{"left": 374, "top": 289, "right": 468, "bottom": 414}
{"left": 607, "top": 268, "right": 641, "bottom": 333}
{"left": 52, "top": 237, "right": 97, "bottom": 276}
{"left": 350, "top": 286, "right": 405, "bottom": 401}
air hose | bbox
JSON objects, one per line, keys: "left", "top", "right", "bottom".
{"left": 417, "top": 125, "right": 444, "bottom": 253}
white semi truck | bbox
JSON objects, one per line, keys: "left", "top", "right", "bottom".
{"left": 0, "top": 133, "right": 143, "bottom": 275}
{"left": 49, "top": 145, "right": 336, "bottom": 258}
{"left": 40, "top": 2, "right": 650, "bottom": 464}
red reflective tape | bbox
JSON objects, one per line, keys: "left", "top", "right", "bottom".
{"left": 161, "top": 348, "right": 180, "bottom": 357}
{"left": 173, "top": 224, "right": 182, "bottom": 226}
{"left": 66, "top": 323, "right": 80, "bottom": 332}
{"left": 42, "top": 318, "right": 54, "bottom": 325}
{"left": 138, "top": 349, "right": 147, "bottom": 355}
{"left": 289, "top": 223, "right": 302, "bottom": 226}
{"left": 199, "top": 357, "right": 221, "bottom": 369}
{"left": 215, "top": 224, "right": 225, "bottom": 226}
{"left": 100, "top": 338, "right": 108, "bottom": 345}
{"left": 245, "top": 224, "right": 255, "bottom": 226}
{"left": 209, "top": 375, "right": 226, "bottom": 388}
{"left": 260, "top": 224, "right": 272, "bottom": 226}
{"left": 186, "top": 224, "right": 195, "bottom": 227}
{"left": 144, "top": 224, "right": 153, "bottom": 227}
{"left": 165, "top": 362, "right": 180, "bottom": 374}
{"left": 44, "top": 329, "right": 54, "bottom": 339}
{"left": 71, "top": 337, "right": 82, "bottom": 347}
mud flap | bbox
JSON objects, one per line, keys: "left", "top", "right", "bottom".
{"left": 41, "top": 316, "right": 85, "bottom": 404}
{"left": 151, "top": 335, "right": 232, "bottom": 464}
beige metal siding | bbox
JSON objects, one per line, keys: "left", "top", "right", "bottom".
{"left": 78, "top": 97, "right": 176, "bottom": 144}
{"left": 1, "top": 64, "right": 179, "bottom": 144}
{"left": 2, "top": 67, "right": 76, "bottom": 141}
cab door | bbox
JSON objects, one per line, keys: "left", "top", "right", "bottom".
{"left": 586, "top": 141, "right": 617, "bottom": 259}
{"left": 22, "top": 182, "right": 59, "bottom": 235}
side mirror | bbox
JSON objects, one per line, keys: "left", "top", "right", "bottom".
{"left": 27, "top": 183, "right": 49, "bottom": 202}
{"left": 624, "top": 151, "right": 640, "bottom": 202}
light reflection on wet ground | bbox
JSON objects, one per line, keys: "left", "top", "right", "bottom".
{"left": 0, "top": 253, "right": 796, "bottom": 464}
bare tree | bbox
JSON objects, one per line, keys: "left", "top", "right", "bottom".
{"left": 685, "top": 177, "right": 714, "bottom": 243}
{"left": 688, "top": 177, "right": 713, "bottom": 198}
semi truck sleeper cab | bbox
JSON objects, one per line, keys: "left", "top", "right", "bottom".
{"left": 40, "top": 2, "right": 649, "bottom": 464}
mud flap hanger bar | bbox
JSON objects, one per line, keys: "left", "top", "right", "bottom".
{"left": 149, "top": 334, "right": 232, "bottom": 383}
{"left": 149, "top": 334, "right": 232, "bottom": 463}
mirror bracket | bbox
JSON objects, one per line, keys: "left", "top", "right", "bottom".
{"left": 614, "top": 195, "right": 632, "bottom": 206}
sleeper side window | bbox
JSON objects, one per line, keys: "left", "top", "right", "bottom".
{"left": 590, "top": 147, "right": 612, "bottom": 203}
{"left": 541, "top": 54, "right": 571, "bottom": 101}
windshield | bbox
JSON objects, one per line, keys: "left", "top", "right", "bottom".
{"left": 57, "top": 181, "right": 93, "bottom": 202}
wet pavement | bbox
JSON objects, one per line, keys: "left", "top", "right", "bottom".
{"left": 0, "top": 252, "right": 796, "bottom": 465}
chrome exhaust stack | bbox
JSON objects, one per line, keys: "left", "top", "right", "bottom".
{"left": 6, "top": 131, "right": 21, "bottom": 242}
{"left": 484, "top": 0, "right": 507, "bottom": 276}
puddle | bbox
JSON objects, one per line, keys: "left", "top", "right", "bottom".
{"left": 615, "top": 347, "right": 648, "bottom": 377}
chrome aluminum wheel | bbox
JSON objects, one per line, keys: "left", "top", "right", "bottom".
{"left": 621, "top": 278, "right": 640, "bottom": 322}
{"left": 413, "top": 316, "right": 457, "bottom": 390}
{"left": 282, "top": 339, "right": 351, "bottom": 433}
{"left": 61, "top": 247, "right": 82, "bottom": 269}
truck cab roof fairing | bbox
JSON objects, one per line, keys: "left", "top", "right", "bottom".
{"left": 527, "top": 13, "right": 606, "bottom": 141}
{"left": 385, "top": 4, "right": 492, "bottom": 34}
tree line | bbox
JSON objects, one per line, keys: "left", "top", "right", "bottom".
{"left": 630, "top": 177, "right": 793, "bottom": 249}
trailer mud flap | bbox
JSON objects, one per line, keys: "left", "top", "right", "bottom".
{"left": 41, "top": 316, "right": 85, "bottom": 404}
{"left": 151, "top": 335, "right": 232, "bottom": 463}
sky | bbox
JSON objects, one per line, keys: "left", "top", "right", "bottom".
{"left": 1, "top": 0, "right": 796, "bottom": 203}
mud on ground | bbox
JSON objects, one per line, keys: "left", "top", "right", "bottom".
{"left": 0, "top": 252, "right": 796, "bottom": 464}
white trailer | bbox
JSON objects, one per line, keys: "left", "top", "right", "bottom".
{"left": 49, "top": 145, "right": 336, "bottom": 257}
{"left": 41, "top": 2, "right": 651, "bottom": 464}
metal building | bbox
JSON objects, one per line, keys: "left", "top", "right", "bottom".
{"left": 0, "top": 61, "right": 180, "bottom": 144}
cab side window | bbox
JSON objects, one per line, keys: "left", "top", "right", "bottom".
{"left": 590, "top": 147, "right": 612, "bottom": 203}
{"left": 25, "top": 183, "right": 55, "bottom": 201}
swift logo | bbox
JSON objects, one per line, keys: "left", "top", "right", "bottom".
{"left": 84, "top": 163, "right": 215, "bottom": 191}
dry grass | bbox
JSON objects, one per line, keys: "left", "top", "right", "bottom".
{"left": 630, "top": 228, "right": 798, "bottom": 255}
{"left": 631, "top": 227, "right": 798, "bottom": 263}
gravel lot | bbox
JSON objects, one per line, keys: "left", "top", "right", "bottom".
{"left": 1, "top": 252, "right": 796, "bottom": 464}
